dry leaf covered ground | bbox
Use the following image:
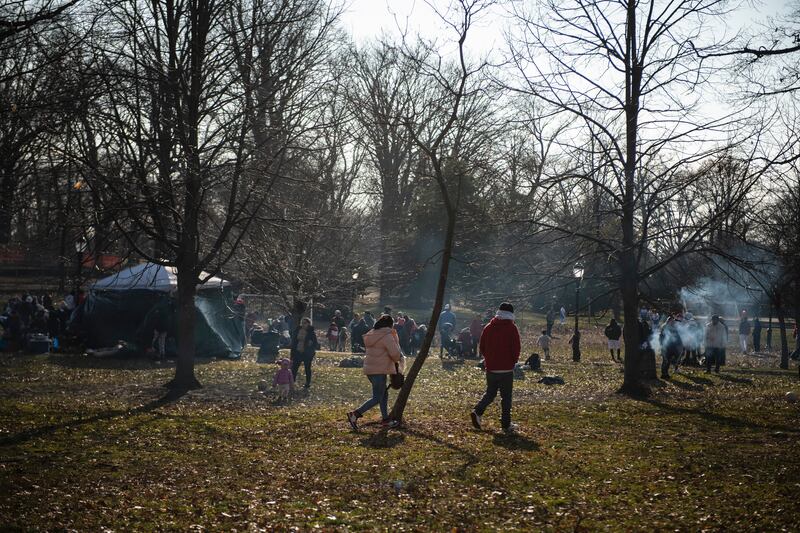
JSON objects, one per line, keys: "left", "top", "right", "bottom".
{"left": 1, "top": 334, "right": 799, "bottom": 531}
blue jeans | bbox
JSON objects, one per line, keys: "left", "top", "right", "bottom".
{"left": 356, "top": 374, "right": 388, "bottom": 419}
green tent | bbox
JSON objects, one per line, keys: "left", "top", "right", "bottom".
{"left": 74, "top": 263, "right": 244, "bottom": 359}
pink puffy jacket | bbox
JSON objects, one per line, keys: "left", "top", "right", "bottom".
{"left": 362, "top": 327, "right": 404, "bottom": 375}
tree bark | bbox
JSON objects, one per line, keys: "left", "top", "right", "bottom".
{"left": 0, "top": 164, "right": 16, "bottom": 244}
{"left": 169, "top": 266, "right": 201, "bottom": 390}
{"left": 619, "top": 0, "right": 646, "bottom": 395}
{"left": 776, "top": 291, "right": 789, "bottom": 370}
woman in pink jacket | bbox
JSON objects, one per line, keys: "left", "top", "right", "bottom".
{"left": 347, "top": 314, "right": 404, "bottom": 430}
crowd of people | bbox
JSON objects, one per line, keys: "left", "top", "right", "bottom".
{"left": 622, "top": 308, "right": 798, "bottom": 379}
{"left": 0, "top": 290, "right": 82, "bottom": 350}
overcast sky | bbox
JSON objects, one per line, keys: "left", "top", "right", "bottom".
{"left": 341, "top": 0, "right": 793, "bottom": 52}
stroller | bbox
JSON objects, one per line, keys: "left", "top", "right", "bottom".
{"left": 439, "top": 323, "right": 462, "bottom": 359}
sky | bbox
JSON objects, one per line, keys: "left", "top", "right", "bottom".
{"left": 340, "top": 0, "right": 794, "bottom": 53}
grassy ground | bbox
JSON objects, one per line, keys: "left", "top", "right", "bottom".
{"left": 1, "top": 337, "right": 799, "bottom": 531}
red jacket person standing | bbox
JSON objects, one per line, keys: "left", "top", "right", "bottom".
{"left": 471, "top": 302, "right": 521, "bottom": 434}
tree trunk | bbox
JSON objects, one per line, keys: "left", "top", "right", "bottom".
{"left": 390, "top": 209, "right": 456, "bottom": 422}
{"left": 168, "top": 266, "right": 201, "bottom": 390}
{"left": 378, "top": 199, "right": 394, "bottom": 303}
{"left": 777, "top": 299, "right": 789, "bottom": 370}
{"left": 0, "top": 164, "right": 16, "bottom": 244}
{"left": 619, "top": 1, "right": 646, "bottom": 395}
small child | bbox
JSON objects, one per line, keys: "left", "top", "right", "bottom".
{"left": 537, "top": 329, "right": 551, "bottom": 360}
{"left": 326, "top": 322, "right": 339, "bottom": 351}
{"left": 273, "top": 358, "right": 294, "bottom": 402}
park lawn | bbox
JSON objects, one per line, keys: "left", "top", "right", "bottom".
{"left": 1, "top": 346, "right": 799, "bottom": 531}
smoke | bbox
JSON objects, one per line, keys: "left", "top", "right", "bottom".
{"left": 679, "top": 277, "right": 763, "bottom": 320}
{"left": 647, "top": 315, "right": 705, "bottom": 354}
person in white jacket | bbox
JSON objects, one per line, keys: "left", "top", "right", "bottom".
{"left": 704, "top": 315, "right": 727, "bottom": 373}
{"left": 346, "top": 314, "right": 404, "bottom": 430}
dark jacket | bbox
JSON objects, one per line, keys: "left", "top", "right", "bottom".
{"left": 291, "top": 325, "right": 319, "bottom": 361}
{"left": 604, "top": 321, "right": 622, "bottom": 340}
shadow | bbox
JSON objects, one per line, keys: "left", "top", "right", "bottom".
{"left": 716, "top": 374, "right": 754, "bottom": 385}
{"left": 440, "top": 360, "right": 465, "bottom": 372}
{"left": 0, "top": 388, "right": 185, "bottom": 447}
{"left": 684, "top": 374, "right": 714, "bottom": 386}
{"left": 724, "top": 368, "right": 793, "bottom": 377}
{"left": 492, "top": 432, "right": 540, "bottom": 452}
{"left": 637, "top": 397, "right": 800, "bottom": 434}
{"left": 667, "top": 378, "right": 705, "bottom": 392}
{"left": 359, "top": 431, "right": 406, "bottom": 449}
{"left": 47, "top": 353, "right": 216, "bottom": 370}
{"left": 397, "top": 426, "right": 481, "bottom": 475}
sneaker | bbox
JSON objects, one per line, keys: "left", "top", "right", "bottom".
{"left": 470, "top": 411, "right": 482, "bottom": 430}
{"left": 503, "top": 423, "right": 519, "bottom": 435}
{"left": 346, "top": 411, "right": 359, "bottom": 431}
{"left": 382, "top": 419, "right": 400, "bottom": 429}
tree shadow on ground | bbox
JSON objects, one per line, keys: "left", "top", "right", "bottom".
{"left": 0, "top": 388, "right": 186, "bottom": 447}
{"left": 492, "top": 432, "right": 540, "bottom": 452}
{"left": 638, "top": 397, "right": 800, "bottom": 434}
{"left": 716, "top": 374, "right": 754, "bottom": 385}
{"left": 666, "top": 378, "right": 705, "bottom": 392}
{"left": 47, "top": 353, "right": 216, "bottom": 370}
{"left": 725, "top": 368, "right": 793, "bottom": 377}
{"left": 684, "top": 374, "right": 714, "bottom": 386}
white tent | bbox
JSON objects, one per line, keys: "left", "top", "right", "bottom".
{"left": 91, "top": 263, "right": 229, "bottom": 292}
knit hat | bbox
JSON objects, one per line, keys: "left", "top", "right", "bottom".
{"left": 374, "top": 314, "right": 394, "bottom": 329}
{"left": 499, "top": 302, "right": 514, "bottom": 313}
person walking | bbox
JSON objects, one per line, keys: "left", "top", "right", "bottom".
{"left": 438, "top": 304, "right": 456, "bottom": 356}
{"left": 363, "top": 311, "right": 375, "bottom": 329}
{"left": 469, "top": 315, "right": 483, "bottom": 358}
{"left": 536, "top": 329, "right": 551, "bottom": 361}
{"left": 470, "top": 302, "right": 521, "bottom": 435}
{"left": 705, "top": 315, "right": 727, "bottom": 373}
{"left": 545, "top": 307, "right": 555, "bottom": 337}
{"left": 738, "top": 310, "right": 751, "bottom": 354}
{"left": 346, "top": 314, "right": 404, "bottom": 430}
{"left": 604, "top": 318, "right": 623, "bottom": 363}
{"left": 349, "top": 313, "right": 368, "bottom": 352}
{"left": 752, "top": 316, "right": 762, "bottom": 352}
{"left": 290, "top": 317, "right": 320, "bottom": 389}
{"left": 660, "top": 316, "right": 683, "bottom": 379}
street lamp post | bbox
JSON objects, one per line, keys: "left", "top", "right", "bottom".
{"left": 350, "top": 272, "right": 359, "bottom": 318}
{"left": 767, "top": 286, "right": 774, "bottom": 351}
{"left": 572, "top": 262, "right": 584, "bottom": 362}
{"left": 74, "top": 238, "right": 87, "bottom": 292}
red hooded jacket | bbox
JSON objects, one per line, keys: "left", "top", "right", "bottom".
{"left": 479, "top": 316, "right": 521, "bottom": 372}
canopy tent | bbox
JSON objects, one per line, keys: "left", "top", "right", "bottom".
{"left": 91, "top": 263, "right": 228, "bottom": 292}
{"left": 73, "top": 263, "right": 244, "bottom": 358}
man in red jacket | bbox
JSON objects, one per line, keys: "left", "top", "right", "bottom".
{"left": 471, "top": 302, "right": 521, "bottom": 434}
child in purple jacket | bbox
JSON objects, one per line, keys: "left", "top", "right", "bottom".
{"left": 273, "top": 358, "right": 294, "bottom": 402}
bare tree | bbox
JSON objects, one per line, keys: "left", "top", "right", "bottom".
{"left": 389, "top": 0, "right": 498, "bottom": 422}
{"left": 506, "top": 0, "right": 791, "bottom": 393}
{"left": 347, "top": 40, "right": 421, "bottom": 300}
{"left": 78, "top": 0, "right": 269, "bottom": 390}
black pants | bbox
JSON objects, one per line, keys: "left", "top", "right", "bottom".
{"left": 753, "top": 333, "right": 761, "bottom": 352}
{"left": 706, "top": 347, "right": 723, "bottom": 372}
{"left": 546, "top": 321, "right": 554, "bottom": 336}
{"left": 292, "top": 357, "right": 312, "bottom": 386}
{"left": 474, "top": 371, "right": 513, "bottom": 429}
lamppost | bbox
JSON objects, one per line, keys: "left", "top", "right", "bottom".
{"left": 74, "top": 238, "right": 87, "bottom": 292}
{"left": 767, "top": 285, "right": 774, "bottom": 351}
{"left": 572, "top": 262, "right": 584, "bottom": 362}
{"left": 350, "top": 271, "right": 359, "bottom": 317}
